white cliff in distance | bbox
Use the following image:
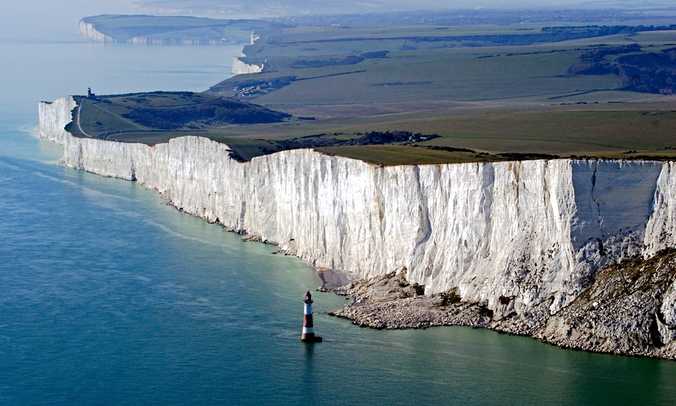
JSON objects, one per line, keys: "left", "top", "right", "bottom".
{"left": 231, "top": 32, "right": 264, "bottom": 75}
{"left": 79, "top": 20, "right": 112, "bottom": 43}
{"left": 231, "top": 58, "right": 265, "bottom": 75}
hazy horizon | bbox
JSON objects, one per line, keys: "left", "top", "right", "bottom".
{"left": 0, "top": 1, "right": 138, "bottom": 41}
{"left": 137, "top": 0, "right": 676, "bottom": 18}
{"left": 2, "top": 0, "right": 676, "bottom": 42}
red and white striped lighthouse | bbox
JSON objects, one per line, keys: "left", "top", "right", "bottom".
{"left": 301, "top": 291, "right": 322, "bottom": 343}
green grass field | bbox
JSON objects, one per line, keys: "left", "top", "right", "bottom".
{"left": 313, "top": 108, "right": 676, "bottom": 164}
{"left": 76, "top": 21, "right": 676, "bottom": 164}
{"left": 72, "top": 92, "right": 290, "bottom": 142}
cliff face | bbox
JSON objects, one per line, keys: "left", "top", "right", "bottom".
{"left": 231, "top": 32, "right": 263, "bottom": 74}
{"left": 79, "top": 20, "right": 112, "bottom": 43}
{"left": 645, "top": 162, "right": 676, "bottom": 256}
{"left": 231, "top": 57, "right": 264, "bottom": 75}
{"left": 39, "top": 97, "right": 676, "bottom": 336}
{"left": 38, "top": 97, "right": 77, "bottom": 143}
{"left": 78, "top": 18, "right": 245, "bottom": 46}
{"left": 330, "top": 251, "right": 675, "bottom": 359}
{"left": 535, "top": 250, "right": 676, "bottom": 358}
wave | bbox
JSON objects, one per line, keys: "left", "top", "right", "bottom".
{"left": 2, "top": 155, "right": 252, "bottom": 258}
{"left": 30, "top": 170, "right": 136, "bottom": 204}
{"left": 18, "top": 124, "right": 40, "bottom": 138}
{"left": 31, "top": 169, "right": 236, "bottom": 248}
{"left": 140, "top": 217, "right": 233, "bottom": 249}
{"left": 0, "top": 159, "right": 23, "bottom": 172}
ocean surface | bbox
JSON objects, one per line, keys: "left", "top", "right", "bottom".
{"left": 0, "top": 39, "right": 675, "bottom": 406}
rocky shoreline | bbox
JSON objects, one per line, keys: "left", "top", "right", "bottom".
{"left": 328, "top": 251, "right": 676, "bottom": 360}
{"left": 39, "top": 97, "right": 676, "bottom": 360}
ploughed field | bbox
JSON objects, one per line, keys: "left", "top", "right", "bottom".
{"left": 75, "top": 18, "right": 676, "bottom": 164}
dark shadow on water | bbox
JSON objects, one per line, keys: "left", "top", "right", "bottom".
{"left": 304, "top": 342, "right": 315, "bottom": 362}
{"left": 302, "top": 343, "right": 320, "bottom": 403}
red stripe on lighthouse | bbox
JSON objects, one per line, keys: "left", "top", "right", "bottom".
{"left": 300, "top": 291, "right": 322, "bottom": 343}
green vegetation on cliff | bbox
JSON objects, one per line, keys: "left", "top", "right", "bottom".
{"left": 75, "top": 12, "right": 676, "bottom": 164}
{"left": 67, "top": 92, "right": 290, "bottom": 142}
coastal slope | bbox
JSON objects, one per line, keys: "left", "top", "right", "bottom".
{"left": 39, "top": 96, "right": 676, "bottom": 358}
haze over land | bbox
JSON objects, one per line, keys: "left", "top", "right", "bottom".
{"left": 5, "top": 0, "right": 675, "bottom": 42}
{"left": 0, "top": 0, "right": 139, "bottom": 41}
{"left": 137, "top": 0, "right": 676, "bottom": 18}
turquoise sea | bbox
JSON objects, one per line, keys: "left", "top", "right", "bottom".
{"left": 0, "top": 38, "right": 675, "bottom": 405}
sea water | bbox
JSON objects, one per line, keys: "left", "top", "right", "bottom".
{"left": 0, "top": 39, "right": 675, "bottom": 406}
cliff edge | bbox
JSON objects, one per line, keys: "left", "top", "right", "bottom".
{"left": 38, "top": 96, "right": 676, "bottom": 358}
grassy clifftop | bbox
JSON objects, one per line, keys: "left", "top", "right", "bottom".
{"left": 67, "top": 92, "right": 290, "bottom": 144}
{"left": 75, "top": 15, "right": 676, "bottom": 164}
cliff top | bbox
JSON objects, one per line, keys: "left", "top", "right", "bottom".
{"left": 70, "top": 92, "right": 676, "bottom": 164}
{"left": 66, "top": 92, "right": 291, "bottom": 145}
{"left": 80, "top": 15, "right": 285, "bottom": 44}
{"left": 75, "top": 15, "right": 676, "bottom": 164}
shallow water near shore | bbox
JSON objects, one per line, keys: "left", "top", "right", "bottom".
{"left": 0, "top": 39, "right": 675, "bottom": 406}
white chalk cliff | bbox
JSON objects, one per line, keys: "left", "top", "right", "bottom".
{"left": 39, "top": 97, "right": 676, "bottom": 321}
{"left": 78, "top": 18, "right": 242, "bottom": 46}
{"left": 79, "top": 20, "right": 112, "bottom": 43}
{"left": 231, "top": 57, "right": 264, "bottom": 75}
{"left": 231, "top": 33, "right": 264, "bottom": 75}
{"left": 38, "top": 97, "right": 78, "bottom": 143}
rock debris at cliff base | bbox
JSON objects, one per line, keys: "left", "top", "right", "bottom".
{"left": 39, "top": 96, "right": 676, "bottom": 359}
{"left": 329, "top": 253, "right": 676, "bottom": 360}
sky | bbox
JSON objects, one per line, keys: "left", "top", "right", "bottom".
{"left": 0, "top": 0, "right": 138, "bottom": 41}
{"left": 1, "top": 0, "right": 673, "bottom": 41}
{"left": 139, "top": 0, "right": 483, "bottom": 16}
{"left": 137, "top": 0, "right": 676, "bottom": 16}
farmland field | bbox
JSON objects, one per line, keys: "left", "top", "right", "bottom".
{"left": 75, "top": 19, "right": 676, "bottom": 164}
